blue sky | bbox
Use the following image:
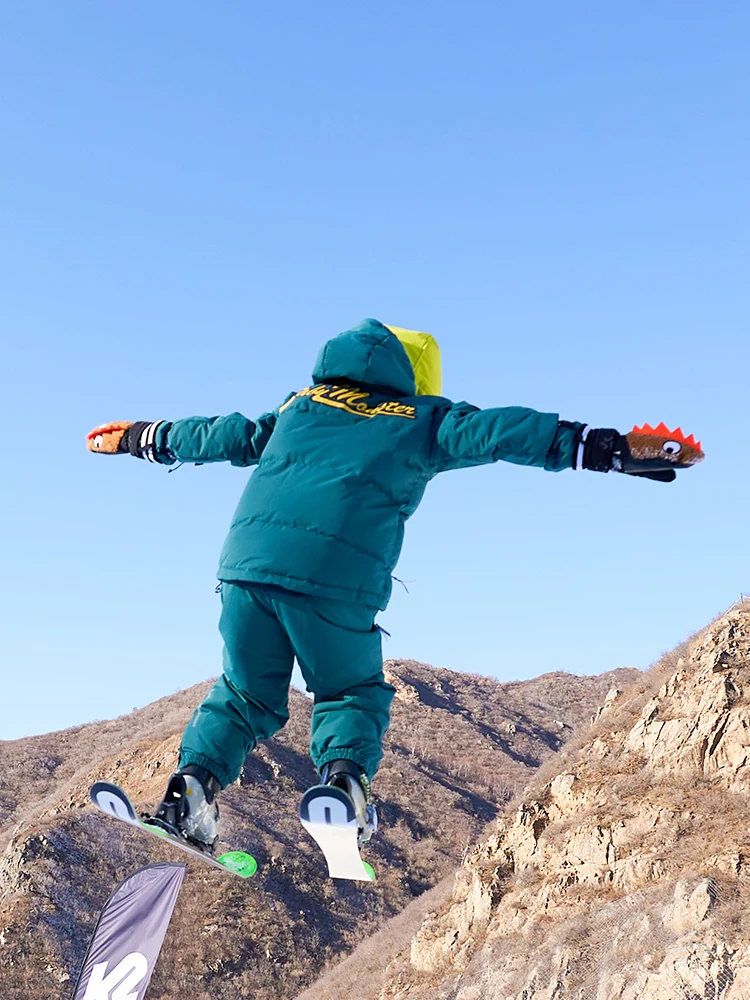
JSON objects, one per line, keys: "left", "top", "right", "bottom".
{"left": 1, "top": 2, "right": 748, "bottom": 740}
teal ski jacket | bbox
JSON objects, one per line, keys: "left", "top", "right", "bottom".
{"left": 152, "top": 319, "right": 582, "bottom": 609}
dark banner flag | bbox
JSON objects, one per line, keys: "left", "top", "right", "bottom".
{"left": 71, "top": 862, "right": 186, "bottom": 1000}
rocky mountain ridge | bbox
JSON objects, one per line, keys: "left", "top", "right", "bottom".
{"left": 0, "top": 658, "right": 633, "bottom": 1000}
{"left": 366, "top": 605, "right": 750, "bottom": 1000}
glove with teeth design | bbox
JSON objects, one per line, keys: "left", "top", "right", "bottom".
{"left": 577, "top": 422, "right": 704, "bottom": 483}
{"left": 86, "top": 420, "right": 165, "bottom": 462}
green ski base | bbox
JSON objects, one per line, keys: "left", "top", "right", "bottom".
{"left": 145, "top": 821, "right": 258, "bottom": 878}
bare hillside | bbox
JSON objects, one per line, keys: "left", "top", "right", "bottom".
{"left": 0, "top": 658, "right": 633, "bottom": 1000}
{"left": 360, "top": 605, "right": 750, "bottom": 1000}
{"left": 0, "top": 682, "right": 214, "bottom": 852}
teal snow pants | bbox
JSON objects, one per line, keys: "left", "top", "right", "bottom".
{"left": 178, "top": 582, "right": 395, "bottom": 788}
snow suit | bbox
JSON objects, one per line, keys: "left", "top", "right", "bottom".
{"left": 148, "top": 319, "right": 583, "bottom": 785}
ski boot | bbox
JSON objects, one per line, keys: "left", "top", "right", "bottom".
{"left": 320, "top": 759, "right": 377, "bottom": 846}
{"left": 147, "top": 764, "right": 221, "bottom": 854}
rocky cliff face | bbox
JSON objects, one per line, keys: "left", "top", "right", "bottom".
{"left": 0, "top": 659, "right": 630, "bottom": 1000}
{"left": 380, "top": 605, "right": 750, "bottom": 1000}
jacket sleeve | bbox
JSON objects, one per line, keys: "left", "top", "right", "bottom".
{"left": 430, "top": 401, "right": 583, "bottom": 474}
{"left": 153, "top": 410, "right": 279, "bottom": 467}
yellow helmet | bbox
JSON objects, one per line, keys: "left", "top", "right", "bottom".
{"left": 385, "top": 325, "right": 442, "bottom": 397}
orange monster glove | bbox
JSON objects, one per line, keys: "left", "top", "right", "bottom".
{"left": 86, "top": 421, "right": 132, "bottom": 454}
{"left": 578, "top": 423, "right": 704, "bottom": 482}
{"left": 86, "top": 420, "right": 165, "bottom": 461}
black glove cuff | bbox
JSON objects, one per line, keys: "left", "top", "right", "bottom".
{"left": 582, "top": 428, "right": 619, "bottom": 473}
{"left": 127, "top": 421, "right": 163, "bottom": 461}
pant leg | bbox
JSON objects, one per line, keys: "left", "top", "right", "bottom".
{"left": 309, "top": 673, "right": 395, "bottom": 781}
{"left": 179, "top": 582, "right": 295, "bottom": 787}
{"left": 271, "top": 590, "right": 395, "bottom": 781}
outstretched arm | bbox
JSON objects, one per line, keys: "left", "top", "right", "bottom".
{"left": 160, "top": 411, "right": 279, "bottom": 466}
{"left": 86, "top": 410, "right": 279, "bottom": 467}
{"left": 431, "top": 403, "right": 703, "bottom": 482}
{"left": 431, "top": 401, "right": 582, "bottom": 473}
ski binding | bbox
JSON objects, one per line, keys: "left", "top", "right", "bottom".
{"left": 90, "top": 781, "right": 258, "bottom": 879}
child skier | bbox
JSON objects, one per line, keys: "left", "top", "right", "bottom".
{"left": 87, "top": 318, "right": 702, "bottom": 853}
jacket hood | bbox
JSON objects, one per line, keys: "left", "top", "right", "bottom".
{"left": 312, "top": 319, "right": 417, "bottom": 397}
{"left": 384, "top": 324, "right": 442, "bottom": 396}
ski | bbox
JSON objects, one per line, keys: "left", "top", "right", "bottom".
{"left": 90, "top": 781, "right": 258, "bottom": 879}
{"left": 299, "top": 784, "right": 375, "bottom": 882}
